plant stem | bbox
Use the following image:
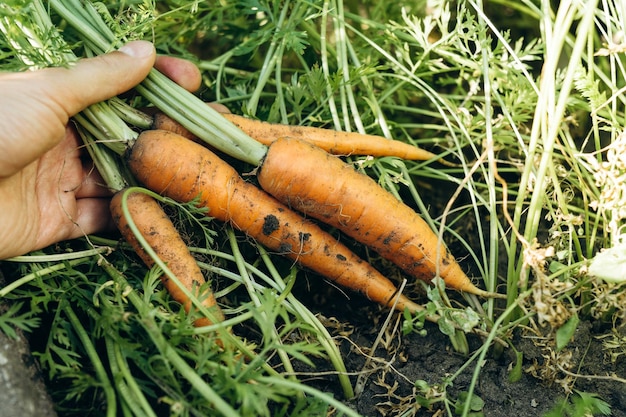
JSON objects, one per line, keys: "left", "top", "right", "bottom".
{"left": 100, "top": 259, "right": 241, "bottom": 416}
{"left": 225, "top": 228, "right": 300, "bottom": 387}
{"left": 471, "top": 0, "right": 499, "bottom": 316}
{"left": 256, "top": 245, "right": 355, "bottom": 399}
{"left": 136, "top": 71, "right": 267, "bottom": 164}
{"left": 510, "top": 0, "right": 599, "bottom": 290}
{"left": 64, "top": 303, "right": 117, "bottom": 417}
{"left": 246, "top": 0, "right": 294, "bottom": 116}
{"left": 257, "top": 376, "right": 363, "bottom": 417}
{"left": 49, "top": 0, "right": 269, "bottom": 166}
{"left": 0, "top": 259, "right": 88, "bottom": 297}
{"left": 5, "top": 247, "right": 111, "bottom": 262}
{"left": 321, "top": 0, "right": 342, "bottom": 129}
{"left": 105, "top": 338, "right": 157, "bottom": 417}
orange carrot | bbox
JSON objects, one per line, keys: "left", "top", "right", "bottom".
{"left": 152, "top": 112, "right": 197, "bottom": 141}
{"left": 110, "top": 189, "right": 224, "bottom": 326}
{"left": 257, "top": 137, "right": 500, "bottom": 298}
{"left": 221, "top": 113, "right": 453, "bottom": 162}
{"left": 127, "top": 129, "right": 423, "bottom": 313}
{"left": 152, "top": 111, "right": 455, "bottom": 165}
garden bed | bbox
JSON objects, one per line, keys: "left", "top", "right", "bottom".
{"left": 1, "top": 0, "right": 626, "bottom": 416}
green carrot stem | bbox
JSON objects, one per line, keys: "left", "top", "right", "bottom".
{"left": 108, "top": 97, "right": 154, "bottom": 129}
{"left": 49, "top": 0, "right": 269, "bottom": 166}
{"left": 136, "top": 73, "right": 267, "bottom": 165}
{"left": 225, "top": 228, "right": 300, "bottom": 390}
{"left": 99, "top": 259, "right": 241, "bottom": 416}
{"left": 0, "top": 258, "right": 88, "bottom": 297}
{"left": 64, "top": 304, "right": 117, "bottom": 417}
{"left": 256, "top": 376, "right": 363, "bottom": 417}
{"left": 75, "top": 125, "right": 130, "bottom": 192}
{"left": 256, "top": 245, "right": 356, "bottom": 399}
{"left": 105, "top": 338, "right": 157, "bottom": 417}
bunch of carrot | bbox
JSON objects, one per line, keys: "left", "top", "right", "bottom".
{"left": 112, "top": 104, "right": 501, "bottom": 328}
{"left": 112, "top": 105, "right": 500, "bottom": 331}
{"left": 128, "top": 112, "right": 502, "bottom": 313}
{"left": 37, "top": 0, "right": 504, "bottom": 332}
{"left": 112, "top": 91, "right": 503, "bottom": 334}
{"left": 105, "top": 118, "right": 440, "bottom": 329}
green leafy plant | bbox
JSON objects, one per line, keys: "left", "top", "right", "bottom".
{"left": 0, "top": 301, "right": 40, "bottom": 339}
{"left": 2, "top": 0, "right": 626, "bottom": 416}
{"left": 453, "top": 392, "right": 484, "bottom": 417}
{"left": 543, "top": 391, "right": 611, "bottom": 417}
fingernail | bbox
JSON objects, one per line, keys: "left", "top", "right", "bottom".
{"left": 118, "top": 41, "right": 155, "bottom": 58}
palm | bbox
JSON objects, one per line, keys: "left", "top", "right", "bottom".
{"left": 2, "top": 129, "right": 110, "bottom": 257}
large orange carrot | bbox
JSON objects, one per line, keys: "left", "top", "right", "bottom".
{"left": 257, "top": 137, "right": 499, "bottom": 298}
{"left": 152, "top": 111, "right": 454, "bottom": 164}
{"left": 110, "top": 190, "right": 224, "bottom": 326}
{"left": 127, "top": 130, "right": 423, "bottom": 313}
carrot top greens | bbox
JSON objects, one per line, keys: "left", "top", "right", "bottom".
{"left": 50, "top": 0, "right": 269, "bottom": 165}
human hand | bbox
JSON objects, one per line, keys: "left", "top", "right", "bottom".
{"left": 0, "top": 41, "right": 202, "bottom": 259}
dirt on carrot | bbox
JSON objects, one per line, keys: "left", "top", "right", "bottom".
{"left": 127, "top": 129, "right": 424, "bottom": 313}
{"left": 110, "top": 189, "right": 224, "bottom": 326}
{"left": 257, "top": 137, "right": 498, "bottom": 298}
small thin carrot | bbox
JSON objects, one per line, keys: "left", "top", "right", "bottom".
{"left": 127, "top": 130, "right": 423, "bottom": 313}
{"left": 110, "top": 189, "right": 224, "bottom": 326}
{"left": 257, "top": 137, "right": 502, "bottom": 299}
{"left": 151, "top": 111, "right": 456, "bottom": 165}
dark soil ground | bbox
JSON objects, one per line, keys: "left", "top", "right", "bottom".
{"left": 288, "top": 272, "right": 626, "bottom": 417}
{"left": 341, "top": 318, "right": 626, "bottom": 417}
{"left": 0, "top": 299, "right": 57, "bottom": 417}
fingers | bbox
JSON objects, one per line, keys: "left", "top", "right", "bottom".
{"left": 207, "top": 102, "right": 232, "bottom": 113}
{"left": 0, "top": 41, "right": 157, "bottom": 178}
{"left": 70, "top": 197, "right": 115, "bottom": 238}
{"left": 51, "top": 44, "right": 203, "bottom": 114}
{"left": 16, "top": 41, "right": 203, "bottom": 120}
{"left": 154, "top": 55, "right": 202, "bottom": 92}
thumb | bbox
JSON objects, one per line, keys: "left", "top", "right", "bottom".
{"left": 0, "top": 41, "right": 156, "bottom": 178}
{"left": 49, "top": 40, "right": 157, "bottom": 116}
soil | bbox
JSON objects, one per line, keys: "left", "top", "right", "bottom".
{"left": 287, "top": 271, "right": 626, "bottom": 417}
{"left": 340, "top": 318, "right": 626, "bottom": 417}
{"left": 0, "top": 328, "right": 58, "bottom": 417}
{"left": 292, "top": 172, "right": 626, "bottom": 416}
{"left": 0, "top": 271, "right": 57, "bottom": 417}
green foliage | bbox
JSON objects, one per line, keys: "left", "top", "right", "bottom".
{"left": 543, "top": 391, "right": 611, "bottom": 417}
{"left": 3, "top": 0, "right": 626, "bottom": 415}
{"left": 556, "top": 313, "right": 580, "bottom": 352}
{"left": 0, "top": 302, "right": 40, "bottom": 339}
{"left": 1, "top": 245, "right": 351, "bottom": 416}
{"left": 454, "top": 392, "right": 485, "bottom": 417}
